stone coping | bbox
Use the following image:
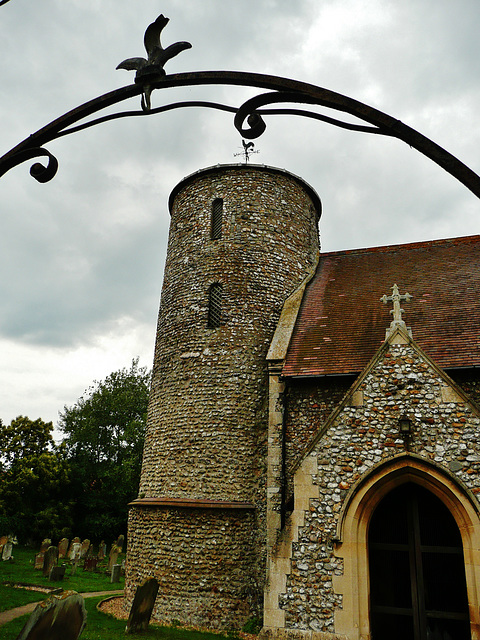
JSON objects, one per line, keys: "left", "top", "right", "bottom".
{"left": 129, "top": 497, "right": 256, "bottom": 510}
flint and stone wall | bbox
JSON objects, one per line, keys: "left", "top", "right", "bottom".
{"left": 126, "top": 164, "right": 321, "bottom": 627}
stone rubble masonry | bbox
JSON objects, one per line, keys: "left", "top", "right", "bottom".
{"left": 265, "top": 328, "right": 480, "bottom": 638}
{"left": 126, "top": 164, "right": 321, "bottom": 628}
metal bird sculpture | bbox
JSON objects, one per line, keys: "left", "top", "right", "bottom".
{"left": 117, "top": 14, "right": 192, "bottom": 111}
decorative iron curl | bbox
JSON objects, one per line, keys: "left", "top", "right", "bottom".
{"left": 234, "top": 91, "right": 390, "bottom": 139}
{"left": 0, "top": 147, "right": 58, "bottom": 183}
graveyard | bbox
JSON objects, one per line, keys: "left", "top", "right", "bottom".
{"left": 0, "top": 538, "right": 256, "bottom": 639}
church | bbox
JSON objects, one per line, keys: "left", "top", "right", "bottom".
{"left": 125, "top": 162, "right": 480, "bottom": 640}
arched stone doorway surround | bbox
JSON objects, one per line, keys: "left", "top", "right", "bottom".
{"left": 332, "top": 453, "right": 480, "bottom": 640}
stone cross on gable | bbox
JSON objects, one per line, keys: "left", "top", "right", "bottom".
{"left": 381, "top": 283, "right": 413, "bottom": 337}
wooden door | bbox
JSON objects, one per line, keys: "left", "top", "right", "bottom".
{"left": 368, "top": 483, "right": 471, "bottom": 640}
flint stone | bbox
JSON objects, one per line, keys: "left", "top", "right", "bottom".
{"left": 125, "top": 577, "right": 159, "bottom": 634}
{"left": 16, "top": 590, "right": 86, "bottom": 640}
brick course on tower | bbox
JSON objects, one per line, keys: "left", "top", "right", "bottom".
{"left": 125, "top": 164, "right": 321, "bottom": 628}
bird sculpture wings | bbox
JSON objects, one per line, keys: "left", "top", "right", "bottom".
{"left": 117, "top": 14, "right": 192, "bottom": 110}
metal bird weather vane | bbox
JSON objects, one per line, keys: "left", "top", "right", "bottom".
{"left": 1, "top": 12, "right": 480, "bottom": 202}
{"left": 234, "top": 140, "right": 260, "bottom": 163}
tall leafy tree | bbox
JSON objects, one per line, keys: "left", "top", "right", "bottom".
{"left": 0, "top": 416, "right": 72, "bottom": 543}
{"left": 59, "top": 358, "right": 150, "bottom": 542}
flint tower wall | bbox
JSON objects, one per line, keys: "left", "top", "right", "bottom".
{"left": 126, "top": 164, "right": 321, "bottom": 628}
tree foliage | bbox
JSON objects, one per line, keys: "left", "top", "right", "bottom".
{"left": 59, "top": 358, "right": 150, "bottom": 542}
{"left": 0, "top": 416, "right": 72, "bottom": 543}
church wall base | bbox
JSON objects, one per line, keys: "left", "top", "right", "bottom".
{"left": 126, "top": 504, "right": 262, "bottom": 630}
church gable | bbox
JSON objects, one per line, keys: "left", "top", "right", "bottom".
{"left": 265, "top": 327, "right": 480, "bottom": 638}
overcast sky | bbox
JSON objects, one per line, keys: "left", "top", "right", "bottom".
{"left": 1, "top": 0, "right": 480, "bottom": 430}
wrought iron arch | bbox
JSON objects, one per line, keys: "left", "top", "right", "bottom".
{"left": 0, "top": 13, "right": 480, "bottom": 202}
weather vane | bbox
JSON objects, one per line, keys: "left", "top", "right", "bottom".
{"left": 234, "top": 140, "right": 260, "bottom": 163}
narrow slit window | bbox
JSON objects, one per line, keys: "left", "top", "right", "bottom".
{"left": 210, "top": 198, "right": 223, "bottom": 240}
{"left": 207, "top": 283, "right": 223, "bottom": 328}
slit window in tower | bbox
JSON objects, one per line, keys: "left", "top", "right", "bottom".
{"left": 207, "top": 283, "right": 223, "bottom": 328}
{"left": 210, "top": 198, "right": 223, "bottom": 240}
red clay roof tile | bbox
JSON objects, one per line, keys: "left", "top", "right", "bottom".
{"left": 282, "top": 235, "right": 480, "bottom": 377}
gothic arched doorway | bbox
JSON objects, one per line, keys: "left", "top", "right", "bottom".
{"left": 368, "top": 482, "right": 471, "bottom": 640}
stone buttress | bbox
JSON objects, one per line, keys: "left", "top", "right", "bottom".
{"left": 125, "top": 164, "right": 321, "bottom": 628}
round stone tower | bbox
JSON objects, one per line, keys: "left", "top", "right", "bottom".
{"left": 126, "top": 164, "right": 321, "bottom": 628}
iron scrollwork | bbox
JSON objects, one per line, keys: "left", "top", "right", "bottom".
{"left": 1, "top": 13, "right": 480, "bottom": 201}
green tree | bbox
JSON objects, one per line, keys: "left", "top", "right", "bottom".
{"left": 59, "top": 358, "right": 150, "bottom": 542}
{"left": 0, "top": 416, "right": 72, "bottom": 543}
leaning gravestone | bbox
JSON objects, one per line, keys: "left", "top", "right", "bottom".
{"left": 116, "top": 534, "right": 125, "bottom": 552}
{"left": 40, "top": 539, "right": 51, "bottom": 554}
{"left": 43, "top": 546, "right": 59, "bottom": 577}
{"left": 16, "top": 590, "right": 86, "bottom": 640}
{"left": 58, "top": 538, "right": 69, "bottom": 559}
{"left": 125, "top": 577, "right": 159, "bottom": 634}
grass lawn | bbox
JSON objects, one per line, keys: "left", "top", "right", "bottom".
{"left": 0, "top": 545, "right": 124, "bottom": 612}
{"left": 1, "top": 596, "right": 244, "bottom": 640}
{"left": 0, "top": 547, "right": 254, "bottom": 639}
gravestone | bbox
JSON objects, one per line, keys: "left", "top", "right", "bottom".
{"left": 69, "top": 542, "right": 81, "bottom": 562}
{"left": 67, "top": 537, "right": 80, "bottom": 560}
{"left": 107, "top": 544, "right": 120, "bottom": 571}
{"left": 34, "top": 553, "right": 44, "bottom": 570}
{"left": 43, "top": 546, "right": 58, "bottom": 577}
{"left": 97, "top": 540, "right": 106, "bottom": 561}
{"left": 125, "top": 577, "right": 159, "bottom": 634}
{"left": 50, "top": 565, "right": 66, "bottom": 581}
{"left": 58, "top": 538, "right": 69, "bottom": 559}
{"left": 110, "top": 563, "right": 121, "bottom": 583}
{"left": 116, "top": 534, "right": 125, "bottom": 552}
{"left": 83, "top": 557, "right": 97, "bottom": 572}
{"left": 40, "top": 539, "right": 51, "bottom": 554}
{"left": 80, "top": 539, "right": 90, "bottom": 558}
{"left": 2, "top": 540, "right": 13, "bottom": 561}
{"left": 16, "top": 590, "right": 86, "bottom": 640}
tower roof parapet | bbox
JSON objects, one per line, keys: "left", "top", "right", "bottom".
{"left": 168, "top": 163, "right": 322, "bottom": 218}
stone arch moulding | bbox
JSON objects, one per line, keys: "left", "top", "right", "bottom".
{"left": 332, "top": 453, "right": 480, "bottom": 640}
